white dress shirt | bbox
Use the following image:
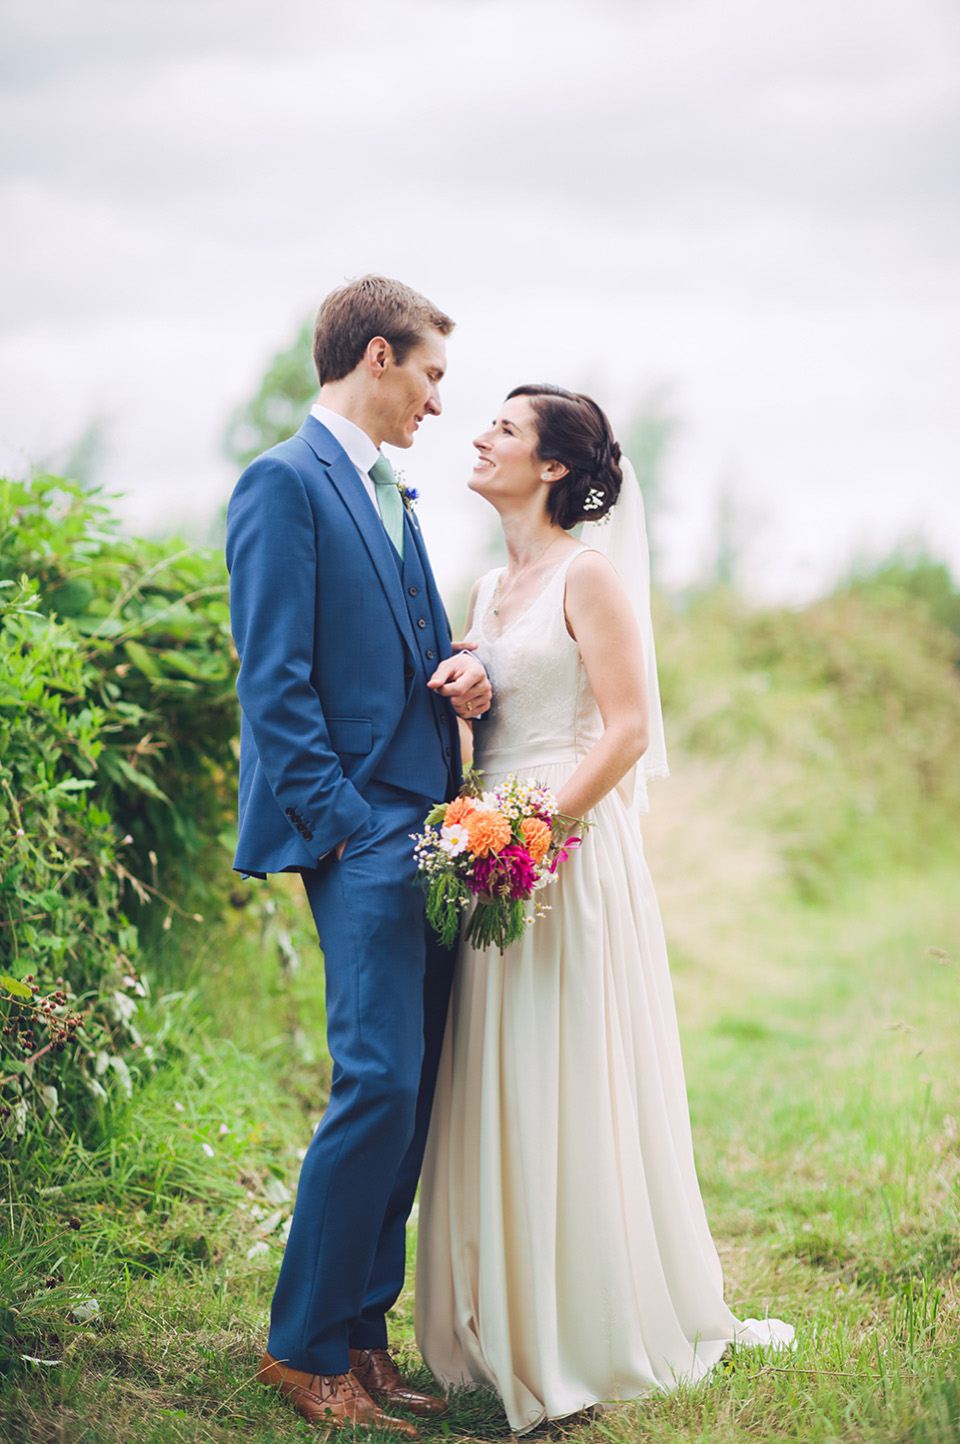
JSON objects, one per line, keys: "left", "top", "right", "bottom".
{"left": 310, "top": 403, "right": 380, "bottom": 505}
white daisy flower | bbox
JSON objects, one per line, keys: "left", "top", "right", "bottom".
{"left": 439, "top": 822, "right": 470, "bottom": 857}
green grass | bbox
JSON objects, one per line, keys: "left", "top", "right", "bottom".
{"left": 2, "top": 857, "right": 959, "bottom": 1442}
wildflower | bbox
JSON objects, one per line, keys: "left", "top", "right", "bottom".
{"left": 201, "top": 1142, "right": 215, "bottom": 1159}
{"left": 439, "top": 822, "right": 469, "bottom": 857}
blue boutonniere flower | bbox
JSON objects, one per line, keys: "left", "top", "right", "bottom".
{"left": 394, "top": 470, "right": 419, "bottom": 514}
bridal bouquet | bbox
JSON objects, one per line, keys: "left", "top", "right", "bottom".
{"left": 412, "top": 772, "right": 585, "bottom": 953}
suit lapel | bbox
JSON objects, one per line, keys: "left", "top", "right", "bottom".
{"left": 299, "top": 418, "right": 418, "bottom": 657}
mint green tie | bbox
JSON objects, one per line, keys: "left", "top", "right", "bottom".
{"left": 369, "top": 454, "right": 404, "bottom": 558}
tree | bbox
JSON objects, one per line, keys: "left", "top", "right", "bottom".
{"left": 223, "top": 320, "right": 316, "bottom": 468}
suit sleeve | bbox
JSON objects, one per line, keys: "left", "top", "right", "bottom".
{"left": 226, "top": 455, "right": 371, "bottom": 859}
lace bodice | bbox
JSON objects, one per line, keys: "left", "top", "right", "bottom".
{"left": 465, "top": 550, "right": 602, "bottom": 776}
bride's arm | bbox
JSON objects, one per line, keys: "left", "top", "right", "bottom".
{"left": 555, "top": 551, "right": 649, "bottom": 820}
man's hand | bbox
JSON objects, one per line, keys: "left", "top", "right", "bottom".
{"left": 427, "top": 644, "right": 492, "bottom": 719}
{"left": 335, "top": 838, "right": 348, "bottom": 861}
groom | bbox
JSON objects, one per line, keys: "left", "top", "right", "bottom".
{"left": 226, "top": 276, "right": 490, "bottom": 1435}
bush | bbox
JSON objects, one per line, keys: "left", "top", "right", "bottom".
{"left": 0, "top": 475, "right": 238, "bottom": 1144}
{"left": 655, "top": 582, "right": 960, "bottom": 897}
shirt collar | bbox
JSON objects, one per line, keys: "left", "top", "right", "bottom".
{"left": 310, "top": 404, "right": 380, "bottom": 475}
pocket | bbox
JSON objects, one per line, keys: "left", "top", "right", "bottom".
{"left": 327, "top": 716, "right": 373, "bottom": 755}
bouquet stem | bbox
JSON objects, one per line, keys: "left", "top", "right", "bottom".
{"left": 466, "top": 897, "right": 527, "bottom": 954}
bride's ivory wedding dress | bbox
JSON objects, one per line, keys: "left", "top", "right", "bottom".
{"left": 415, "top": 549, "right": 792, "bottom": 1433}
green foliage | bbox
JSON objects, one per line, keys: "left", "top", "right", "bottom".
{"left": 0, "top": 473, "right": 238, "bottom": 910}
{"left": 655, "top": 581, "right": 960, "bottom": 897}
{"left": 223, "top": 320, "right": 316, "bottom": 467}
{"left": 0, "top": 576, "right": 152, "bottom": 1141}
{"left": 842, "top": 547, "right": 960, "bottom": 641}
{"left": 0, "top": 474, "right": 238, "bottom": 1145}
{"left": 423, "top": 869, "right": 470, "bottom": 949}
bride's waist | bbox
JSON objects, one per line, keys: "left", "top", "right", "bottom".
{"left": 475, "top": 738, "right": 588, "bottom": 772}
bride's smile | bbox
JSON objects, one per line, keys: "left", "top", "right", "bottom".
{"left": 468, "top": 397, "right": 567, "bottom": 505}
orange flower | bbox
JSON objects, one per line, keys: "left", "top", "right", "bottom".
{"left": 466, "top": 809, "right": 512, "bottom": 858}
{"left": 445, "top": 795, "right": 478, "bottom": 827}
{"left": 520, "top": 817, "right": 551, "bottom": 864}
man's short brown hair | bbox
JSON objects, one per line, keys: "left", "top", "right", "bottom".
{"left": 313, "top": 275, "right": 455, "bottom": 385}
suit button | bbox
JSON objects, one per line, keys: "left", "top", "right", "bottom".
{"left": 440, "top": 714, "right": 448, "bottom": 726}
{"left": 408, "top": 585, "right": 419, "bottom": 597}
{"left": 303, "top": 829, "right": 313, "bottom": 842}
{"left": 417, "top": 618, "right": 427, "bottom": 629}
{"left": 445, "top": 747, "right": 451, "bottom": 757}
{"left": 426, "top": 649, "right": 435, "bottom": 660}
{"left": 285, "top": 806, "right": 295, "bottom": 817}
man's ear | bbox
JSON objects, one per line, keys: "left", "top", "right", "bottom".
{"left": 364, "top": 336, "right": 392, "bottom": 377}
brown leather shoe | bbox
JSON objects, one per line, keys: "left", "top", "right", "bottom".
{"left": 349, "top": 1347, "right": 448, "bottom": 1418}
{"left": 257, "top": 1351, "right": 418, "bottom": 1436}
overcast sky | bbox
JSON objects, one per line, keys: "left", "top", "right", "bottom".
{"left": 2, "top": 0, "right": 958, "bottom": 605}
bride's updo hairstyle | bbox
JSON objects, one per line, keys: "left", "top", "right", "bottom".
{"left": 507, "top": 383, "right": 623, "bottom": 530}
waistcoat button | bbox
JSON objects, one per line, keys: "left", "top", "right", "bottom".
{"left": 408, "top": 585, "right": 419, "bottom": 596}
{"left": 426, "top": 649, "right": 435, "bottom": 660}
{"left": 417, "top": 618, "right": 427, "bottom": 629}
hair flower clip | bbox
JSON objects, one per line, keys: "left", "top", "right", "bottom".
{"left": 582, "top": 487, "right": 605, "bottom": 512}
{"left": 394, "top": 470, "right": 419, "bottom": 513}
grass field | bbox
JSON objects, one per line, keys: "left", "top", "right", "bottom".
{"left": 2, "top": 801, "right": 958, "bottom": 1442}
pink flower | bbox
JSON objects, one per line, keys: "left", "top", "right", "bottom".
{"left": 470, "top": 844, "right": 538, "bottom": 901}
{"left": 549, "top": 836, "right": 582, "bottom": 873}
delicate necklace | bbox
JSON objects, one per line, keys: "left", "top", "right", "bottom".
{"left": 492, "top": 535, "right": 561, "bottom": 616}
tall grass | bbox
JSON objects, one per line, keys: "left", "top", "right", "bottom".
{"left": 3, "top": 848, "right": 955, "bottom": 1441}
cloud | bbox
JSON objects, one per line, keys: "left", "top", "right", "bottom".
{"left": 1, "top": 0, "right": 958, "bottom": 599}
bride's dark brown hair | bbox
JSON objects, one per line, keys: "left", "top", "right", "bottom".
{"left": 507, "top": 383, "right": 623, "bottom": 530}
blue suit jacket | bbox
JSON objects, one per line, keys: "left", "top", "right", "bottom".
{"left": 226, "top": 416, "right": 460, "bottom": 876}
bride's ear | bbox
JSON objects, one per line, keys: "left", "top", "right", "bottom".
{"left": 540, "top": 460, "right": 569, "bottom": 483}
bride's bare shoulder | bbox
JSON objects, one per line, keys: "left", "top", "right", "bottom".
{"left": 565, "top": 545, "right": 622, "bottom": 591}
{"left": 564, "top": 546, "right": 634, "bottom": 630}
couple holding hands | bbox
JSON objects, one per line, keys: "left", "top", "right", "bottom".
{"left": 226, "top": 275, "right": 790, "bottom": 1436}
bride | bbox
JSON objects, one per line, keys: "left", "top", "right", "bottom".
{"left": 415, "top": 384, "right": 792, "bottom": 1432}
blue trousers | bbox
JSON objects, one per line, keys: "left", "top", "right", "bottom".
{"left": 266, "top": 783, "right": 453, "bottom": 1375}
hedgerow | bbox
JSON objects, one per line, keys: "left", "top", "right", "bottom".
{"left": 0, "top": 475, "right": 237, "bottom": 1144}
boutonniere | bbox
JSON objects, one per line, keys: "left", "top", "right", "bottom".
{"left": 394, "top": 470, "right": 419, "bottom": 514}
